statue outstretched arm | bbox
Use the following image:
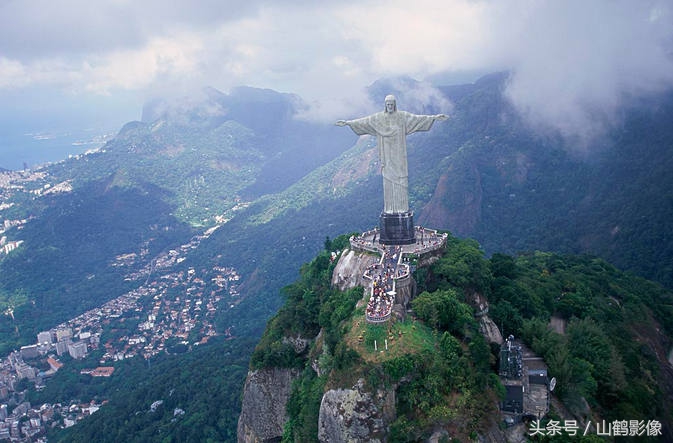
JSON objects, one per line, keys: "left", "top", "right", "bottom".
{"left": 336, "top": 116, "right": 378, "bottom": 136}
{"left": 433, "top": 114, "right": 449, "bottom": 121}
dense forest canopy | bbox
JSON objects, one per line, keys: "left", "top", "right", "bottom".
{"left": 249, "top": 233, "right": 673, "bottom": 441}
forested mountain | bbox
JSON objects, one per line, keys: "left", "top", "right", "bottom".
{"left": 418, "top": 75, "right": 673, "bottom": 289}
{"left": 240, "top": 235, "right": 673, "bottom": 441}
{"left": 0, "top": 72, "right": 672, "bottom": 441}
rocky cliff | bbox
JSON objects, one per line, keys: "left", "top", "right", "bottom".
{"left": 317, "top": 379, "right": 396, "bottom": 443}
{"left": 237, "top": 367, "right": 301, "bottom": 443}
{"left": 331, "top": 248, "right": 378, "bottom": 292}
{"left": 323, "top": 251, "right": 402, "bottom": 442}
{"left": 238, "top": 249, "right": 376, "bottom": 443}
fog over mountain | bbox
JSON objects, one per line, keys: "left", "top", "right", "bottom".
{"left": 2, "top": 69, "right": 673, "bottom": 441}
{"left": 2, "top": 3, "right": 673, "bottom": 441}
{"left": 498, "top": 1, "right": 673, "bottom": 143}
{"left": 1, "top": 1, "right": 672, "bottom": 169}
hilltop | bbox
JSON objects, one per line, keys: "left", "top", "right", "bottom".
{"left": 239, "top": 233, "right": 673, "bottom": 441}
{"left": 0, "top": 72, "right": 673, "bottom": 440}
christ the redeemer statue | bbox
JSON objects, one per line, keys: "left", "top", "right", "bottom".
{"left": 337, "top": 95, "right": 448, "bottom": 245}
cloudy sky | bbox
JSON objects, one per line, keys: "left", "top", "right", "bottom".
{"left": 1, "top": 0, "right": 673, "bottom": 166}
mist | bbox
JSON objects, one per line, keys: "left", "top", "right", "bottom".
{"left": 1, "top": 0, "right": 672, "bottom": 158}
{"left": 494, "top": 0, "right": 673, "bottom": 142}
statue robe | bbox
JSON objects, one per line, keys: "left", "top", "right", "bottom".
{"left": 345, "top": 110, "right": 437, "bottom": 213}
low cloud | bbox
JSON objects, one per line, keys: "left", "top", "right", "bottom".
{"left": 385, "top": 80, "right": 454, "bottom": 116}
{"left": 494, "top": 0, "right": 673, "bottom": 142}
{"left": 1, "top": 0, "right": 672, "bottom": 141}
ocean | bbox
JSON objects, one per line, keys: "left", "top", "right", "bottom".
{"left": 0, "top": 128, "right": 115, "bottom": 171}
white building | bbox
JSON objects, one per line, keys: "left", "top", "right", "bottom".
{"left": 2, "top": 240, "right": 22, "bottom": 254}
{"left": 55, "top": 341, "right": 69, "bottom": 356}
{"left": 19, "top": 345, "right": 38, "bottom": 360}
{"left": 37, "top": 331, "right": 52, "bottom": 345}
{"left": 67, "top": 341, "right": 88, "bottom": 360}
{"left": 56, "top": 328, "right": 72, "bottom": 342}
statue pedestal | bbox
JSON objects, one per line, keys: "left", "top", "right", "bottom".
{"left": 379, "top": 211, "right": 415, "bottom": 245}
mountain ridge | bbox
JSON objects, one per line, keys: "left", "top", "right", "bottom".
{"left": 1, "top": 73, "right": 673, "bottom": 440}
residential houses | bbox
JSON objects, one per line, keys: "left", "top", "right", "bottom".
{"left": 0, "top": 193, "right": 243, "bottom": 440}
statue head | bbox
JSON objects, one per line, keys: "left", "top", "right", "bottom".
{"left": 384, "top": 95, "right": 397, "bottom": 113}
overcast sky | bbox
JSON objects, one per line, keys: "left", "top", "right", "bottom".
{"left": 1, "top": 0, "right": 673, "bottom": 142}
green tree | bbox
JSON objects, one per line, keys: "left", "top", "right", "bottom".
{"left": 432, "top": 237, "right": 493, "bottom": 294}
{"left": 411, "top": 289, "right": 472, "bottom": 335}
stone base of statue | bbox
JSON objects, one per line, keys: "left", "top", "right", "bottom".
{"left": 379, "top": 211, "right": 416, "bottom": 245}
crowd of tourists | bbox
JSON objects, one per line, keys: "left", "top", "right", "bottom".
{"left": 365, "top": 246, "right": 404, "bottom": 322}
{"left": 349, "top": 227, "right": 447, "bottom": 323}
{"left": 367, "top": 279, "right": 394, "bottom": 322}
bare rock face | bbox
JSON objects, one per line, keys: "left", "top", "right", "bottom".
{"left": 479, "top": 314, "right": 503, "bottom": 345}
{"left": 318, "top": 379, "right": 395, "bottom": 443}
{"left": 282, "top": 335, "right": 310, "bottom": 354}
{"left": 331, "top": 249, "right": 378, "bottom": 291}
{"left": 237, "top": 367, "right": 301, "bottom": 443}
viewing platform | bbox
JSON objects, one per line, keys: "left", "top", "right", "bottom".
{"left": 349, "top": 226, "right": 447, "bottom": 258}
{"left": 350, "top": 227, "right": 447, "bottom": 324}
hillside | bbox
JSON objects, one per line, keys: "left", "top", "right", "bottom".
{"left": 178, "top": 72, "right": 673, "bottom": 305}
{"left": 418, "top": 78, "right": 673, "bottom": 289}
{"left": 3, "top": 74, "right": 673, "bottom": 349}
{"left": 240, "top": 234, "right": 673, "bottom": 441}
{"left": 0, "top": 86, "right": 356, "bottom": 350}
{"left": 0, "top": 72, "right": 673, "bottom": 441}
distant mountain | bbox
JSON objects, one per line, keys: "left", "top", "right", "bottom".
{"left": 139, "top": 86, "right": 355, "bottom": 201}
{"left": 188, "top": 73, "right": 673, "bottom": 293}
{"left": 1, "top": 74, "right": 673, "bottom": 441}
{"left": 0, "top": 86, "right": 356, "bottom": 351}
{"left": 415, "top": 76, "right": 673, "bottom": 289}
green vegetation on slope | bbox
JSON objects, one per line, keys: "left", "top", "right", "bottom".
{"left": 486, "top": 251, "right": 673, "bottom": 426}
{"left": 0, "top": 177, "right": 194, "bottom": 353}
{"left": 3, "top": 77, "right": 673, "bottom": 442}
{"left": 47, "top": 336, "right": 255, "bottom": 443}
{"left": 47, "top": 119, "right": 265, "bottom": 227}
{"left": 252, "top": 232, "right": 673, "bottom": 441}
{"left": 252, "top": 234, "right": 499, "bottom": 441}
